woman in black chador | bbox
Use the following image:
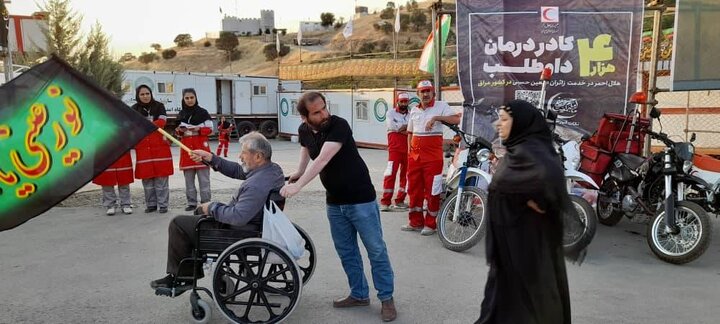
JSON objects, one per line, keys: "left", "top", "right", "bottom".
{"left": 477, "top": 100, "right": 572, "bottom": 324}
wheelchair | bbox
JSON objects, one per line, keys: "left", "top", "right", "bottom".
{"left": 156, "top": 192, "right": 316, "bottom": 324}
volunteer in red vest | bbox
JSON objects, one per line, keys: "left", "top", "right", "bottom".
{"left": 132, "top": 85, "right": 174, "bottom": 214}
{"left": 216, "top": 115, "right": 234, "bottom": 157}
{"left": 402, "top": 80, "right": 461, "bottom": 235}
{"left": 380, "top": 92, "right": 411, "bottom": 211}
{"left": 93, "top": 152, "right": 134, "bottom": 216}
{"left": 176, "top": 88, "right": 214, "bottom": 211}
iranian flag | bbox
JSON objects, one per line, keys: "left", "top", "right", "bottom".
{"left": 418, "top": 14, "right": 452, "bottom": 73}
{"left": 0, "top": 56, "right": 157, "bottom": 231}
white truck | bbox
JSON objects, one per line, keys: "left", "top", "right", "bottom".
{"left": 122, "top": 70, "right": 301, "bottom": 138}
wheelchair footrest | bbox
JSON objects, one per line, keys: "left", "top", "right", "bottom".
{"left": 154, "top": 286, "right": 192, "bottom": 298}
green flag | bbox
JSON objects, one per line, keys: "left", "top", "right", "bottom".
{"left": 418, "top": 14, "right": 452, "bottom": 73}
{"left": 0, "top": 56, "right": 157, "bottom": 231}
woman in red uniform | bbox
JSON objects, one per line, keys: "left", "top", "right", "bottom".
{"left": 92, "top": 152, "right": 134, "bottom": 215}
{"left": 215, "top": 115, "right": 234, "bottom": 157}
{"left": 132, "top": 85, "right": 174, "bottom": 214}
{"left": 176, "top": 88, "right": 213, "bottom": 211}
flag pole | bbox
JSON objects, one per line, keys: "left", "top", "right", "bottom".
{"left": 156, "top": 128, "right": 193, "bottom": 154}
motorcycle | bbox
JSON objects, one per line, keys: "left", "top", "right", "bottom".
{"left": 437, "top": 118, "right": 598, "bottom": 254}
{"left": 547, "top": 113, "right": 599, "bottom": 255}
{"left": 586, "top": 94, "right": 711, "bottom": 264}
{"left": 688, "top": 153, "right": 720, "bottom": 214}
{"left": 436, "top": 122, "right": 494, "bottom": 252}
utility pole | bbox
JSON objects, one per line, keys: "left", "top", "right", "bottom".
{"left": 1, "top": 0, "right": 13, "bottom": 83}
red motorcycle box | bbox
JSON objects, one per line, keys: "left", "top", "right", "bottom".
{"left": 579, "top": 141, "right": 612, "bottom": 185}
{"left": 595, "top": 113, "right": 649, "bottom": 152}
{"left": 608, "top": 130, "right": 645, "bottom": 154}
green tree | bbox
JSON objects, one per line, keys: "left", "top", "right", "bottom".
{"left": 263, "top": 43, "right": 290, "bottom": 61}
{"left": 138, "top": 52, "right": 158, "bottom": 64}
{"left": 410, "top": 9, "right": 426, "bottom": 31}
{"left": 320, "top": 12, "right": 335, "bottom": 27}
{"left": 75, "top": 22, "right": 124, "bottom": 97}
{"left": 174, "top": 33, "right": 193, "bottom": 47}
{"left": 150, "top": 43, "right": 162, "bottom": 51}
{"left": 119, "top": 52, "right": 136, "bottom": 62}
{"left": 400, "top": 13, "right": 410, "bottom": 31}
{"left": 161, "top": 49, "right": 177, "bottom": 59}
{"left": 216, "top": 31, "right": 239, "bottom": 61}
{"left": 40, "top": 0, "right": 83, "bottom": 64}
{"left": 380, "top": 7, "right": 395, "bottom": 19}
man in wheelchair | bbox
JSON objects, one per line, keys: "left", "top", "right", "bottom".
{"left": 150, "top": 132, "right": 286, "bottom": 294}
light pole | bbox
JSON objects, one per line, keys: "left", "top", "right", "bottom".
{"left": 1, "top": 0, "right": 13, "bottom": 83}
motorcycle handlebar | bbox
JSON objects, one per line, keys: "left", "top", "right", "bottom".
{"left": 440, "top": 121, "right": 494, "bottom": 151}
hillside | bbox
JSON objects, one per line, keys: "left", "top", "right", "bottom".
{"left": 121, "top": 2, "right": 447, "bottom": 77}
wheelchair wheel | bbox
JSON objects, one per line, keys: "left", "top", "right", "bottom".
{"left": 189, "top": 293, "right": 212, "bottom": 324}
{"left": 212, "top": 238, "right": 303, "bottom": 324}
{"left": 293, "top": 223, "right": 316, "bottom": 285}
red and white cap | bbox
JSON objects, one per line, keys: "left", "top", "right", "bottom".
{"left": 397, "top": 93, "right": 410, "bottom": 101}
{"left": 417, "top": 80, "right": 434, "bottom": 91}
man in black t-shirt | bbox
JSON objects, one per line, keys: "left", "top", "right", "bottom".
{"left": 280, "top": 92, "right": 397, "bottom": 322}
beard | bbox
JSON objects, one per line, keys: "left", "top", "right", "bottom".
{"left": 240, "top": 160, "right": 250, "bottom": 173}
{"left": 307, "top": 117, "right": 331, "bottom": 131}
{"left": 398, "top": 105, "right": 409, "bottom": 113}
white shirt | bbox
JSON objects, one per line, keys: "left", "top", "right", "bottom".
{"left": 407, "top": 100, "right": 456, "bottom": 136}
{"left": 386, "top": 108, "right": 409, "bottom": 132}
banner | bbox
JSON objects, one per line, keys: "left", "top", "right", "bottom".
{"left": 457, "top": 0, "right": 644, "bottom": 141}
{"left": 0, "top": 56, "right": 157, "bottom": 231}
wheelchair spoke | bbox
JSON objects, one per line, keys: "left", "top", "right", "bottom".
{"left": 257, "top": 289, "right": 276, "bottom": 318}
{"left": 222, "top": 284, "right": 252, "bottom": 303}
{"left": 257, "top": 249, "right": 269, "bottom": 276}
{"left": 262, "top": 284, "right": 292, "bottom": 297}
{"left": 261, "top": 265, "right": 292, "bottom": 283}
{"left": 242, "top": 289, "right": 257, "bottom": 319}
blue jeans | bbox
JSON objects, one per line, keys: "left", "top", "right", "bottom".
{"left": 327, "top": 200, "right": 395, "bottom": 301}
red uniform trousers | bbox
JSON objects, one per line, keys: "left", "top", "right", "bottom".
{"left": 381, "top": 133, "right": 408, "bottom": 206}
{"left": 407, "top": 136, "right": 444, "bottom": 229}
{"left": 216, "top": 132, "right": 230, "bottom": 157}
{"left": 92, "top": 152, "right": 134, "bottom": 186}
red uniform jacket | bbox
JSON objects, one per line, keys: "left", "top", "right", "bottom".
{"left": 134, "top": 118, "right": 174, "bottom": 179}
{"left": 93, "top": 152, "right": 134, "bottom": 186}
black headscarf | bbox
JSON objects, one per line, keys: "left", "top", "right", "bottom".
{"left": 131, "top": 85, "right": 166, "bottom": 120}
{"left": 489, "top": 100, "right": 561, "bottom": 195}
{"left": 178, "top": 88, "right": 211, "bottom": 125}
{"left": 490, "top": 99, "right": 586, "bottom": 262}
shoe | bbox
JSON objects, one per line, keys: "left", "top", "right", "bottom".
{"left": 380, "top": 204, "right": 392, "bottom": 212}
{"left": 381, "top": 298, "right": 397, "bottom": 322}
{"left": 393, "top": 202, "right": 409, "bottom": 210}
{"left": 420, "top": 227, "right": 436, "bottom": 236}
{"left": 185, "top": 205, "right": 197, "bottom": 212}
{"left": 158, "top": 207, "right": 168, "bottom": 214}
{"left": 144, "top": 207, "right": 157, "bottom": 213}
{"left": 400, "top": 224, "right": 423, "bottom": 232}
{"left": 151, "top": 274, "right": 193, "bottom": 298}
{"left": 333, "top": 295, "right": 370, "bottom": 308}
{"left": 150, "top": 274, "right": 175, "bottom": 289}
{"left": 122, "top": 207, "right": 133, "bottom": 214}
{"left": 106, "top": 207, "right": 116, "bottom": 216}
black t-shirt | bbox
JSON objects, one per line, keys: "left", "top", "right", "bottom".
{"left": 299, "top": 115, "right": 376, "bottom": 204}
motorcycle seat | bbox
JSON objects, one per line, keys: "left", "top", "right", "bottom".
{"left": 693, "top": 154, "right": 720, "bottom": 173}
{"left": 617, "top": 153, "right": 646, "bottom": 171}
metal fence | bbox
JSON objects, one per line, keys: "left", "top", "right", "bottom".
{"left": 643, "top": 73, "right": 720, "bottom": 154}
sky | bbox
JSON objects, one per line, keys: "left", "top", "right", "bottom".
{"left": 7, "top": 0, "right": 396, "bottom": 56}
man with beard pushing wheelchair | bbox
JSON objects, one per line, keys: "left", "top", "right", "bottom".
{"left": 150, "top": 132, "right": 285, "bottom": 296}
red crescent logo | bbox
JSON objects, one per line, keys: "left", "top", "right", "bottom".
{"left": 542, "top": 8, "right": 554, "bottom": 21}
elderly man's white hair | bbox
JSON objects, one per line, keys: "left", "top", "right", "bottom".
{"left": 239, "top": 132, "right": 272, "bottom": 160}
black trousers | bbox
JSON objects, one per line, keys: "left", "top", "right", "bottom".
{"left": 167, "top": 215, "right": 204, "bottom": 277}
{"left": 166, "top": 215, "right": 260, "bottom": 277}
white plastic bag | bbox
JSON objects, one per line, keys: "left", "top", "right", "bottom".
{"left": 262, "top": 201, "right": 306, "bottom": 260}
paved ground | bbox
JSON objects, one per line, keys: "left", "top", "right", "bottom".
{"left": 2, "top": 139, "right": 720, "bottom": 324}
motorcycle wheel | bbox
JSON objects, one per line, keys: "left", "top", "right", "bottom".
{"left": 597, "top": 180, "right": 625, "bottom": 226}
{"left": 437, "top": 186, "right": 488, "bottom": 252}
{"left": 646, "top": 201, "right": 712, "bottom": 265}
{"left": 563, "top": 195, "right": 597, "bottom": 255}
